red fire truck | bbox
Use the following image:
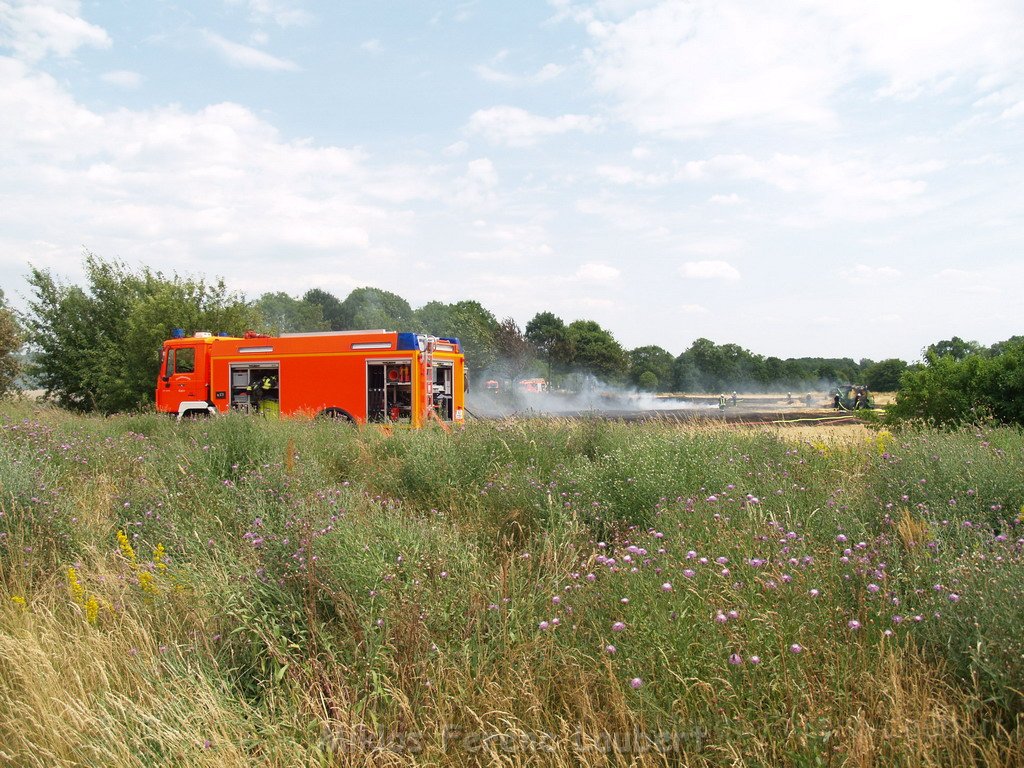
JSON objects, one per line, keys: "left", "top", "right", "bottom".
{"left": 155, "top": 329, "right": 466, "bottom": 427}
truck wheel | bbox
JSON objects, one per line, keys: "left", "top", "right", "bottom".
{"left": 319, "top": 408, "right": 356, "bottom": 425}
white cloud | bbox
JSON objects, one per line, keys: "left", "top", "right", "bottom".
{"left": 681, "top": 152, "right": 934, "bottom": 222}
{"left": 202, "top": 30, "right": 299, "bottom": 71}
{"left": 678, "top": 303, "right": 707, "bottom": 314}
{"left": 466, "top": 106, "right": 600, "bottom": 147}
{"left": 443, "top": 140, "right": 468, "bottom": 157}
{"left": 575, "top": 296, "right": 616, "bottom": 309}
{"left": 595, "top": 164, "right": 665, "bottom": 186}
{"left": 0, "top": 56, "right": 447, "bottom": 291}
{"left": 0, "top": 1, "right": 111, "bottom": 61}
{"left": 452, "top": 158, "right": 499, "bottom": 206}
{"left": 932, "top": 268, "right": 998, "bottom": 294}
{"left": 679, "top": 237, "right": 743, "bottom": 256}
{"left": 581, "top": 0, "right": 1024, "bottom": 136}
{"left": 225, "top": 0, "right": 311, "bottom": 27}
{"left": 575, "top": 262, "right": 620, "bottom": 282}
{"left": 708, "top": 193, "right": 742, "bottom": 205}
{"left": 475, "top": 61, "right": 565, "bottom": 86}
{"left": 361, "top": 38, "right": 383, "bottom": 54}
{"left": 839, "top": 264, "right": 902, "bottom": 283}
{"left": 101, "top": 70, "right": 142, "bottom": 89}
{"left": 678, "top": 260, "right": 740, "bottom": 280}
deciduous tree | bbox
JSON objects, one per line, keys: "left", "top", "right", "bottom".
{"left": 0, "top": 290, "right": 21, "bottom": 397}
{"left": 24, "top": 254, "right": 258, "bottom": 413}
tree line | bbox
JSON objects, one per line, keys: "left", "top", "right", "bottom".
{"left": 1, "top": 254, "right": 1020, "bottom": 426}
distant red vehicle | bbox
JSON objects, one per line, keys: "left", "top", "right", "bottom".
{"left": 518, "top": 378, "right": 547, "bottom": 393}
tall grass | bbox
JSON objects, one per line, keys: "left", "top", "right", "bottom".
{"left": 1, "top": 403, "right": 1022, "bottom": 766}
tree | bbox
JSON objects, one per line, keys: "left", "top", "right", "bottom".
{"left": 415, "top": 300, "right": 500, "bottom": 370}
{"left": 524, "top": 311, "right": 573, "bottom": 377}
{"left": 637, "top": 370, "right": 659, "bottom": 391}
{"left": 24, "top": 254, "right": 259, "bottom": 413}
{"left": 303, "top": 288, "right": 345, "bottom": 330}
{"left": 628, "top": 345, "right": 674, "bottom": 391}
{"left": 925, "top": 336, "right": 983, "bottom": 362}
{"left": 564, "top": 320, "right": 629, "bottom": 382}
{"left": 493, "top": 317, "right": 534, "bottom": 381}
{"left": 887, "top": 354, "right": 985, "bottom": 425}
{"left": 337, "top": 287, "right": 413, "bottom": 331}
{"left": 888, "top": 336, "right": 1024, "bottom": 426}
{"left": 864, "top": 358, "right": 908, "bottom": 392}
{"left": 255, "top": 292, "right": 327, "bottom": 335}
{"left": 0, "top": 290, "right": 21, "bottom": 397}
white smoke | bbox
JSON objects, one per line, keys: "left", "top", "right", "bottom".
{"left": 467, "top": 371, "right": 719, "bottom": 419}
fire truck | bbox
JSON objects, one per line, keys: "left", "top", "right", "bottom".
{"left": 155, "top": 329, "right": 466, "bottom": 427}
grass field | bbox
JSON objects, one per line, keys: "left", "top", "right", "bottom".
{"left": 1, "top": 401, "right": 1022, "bottom": 766}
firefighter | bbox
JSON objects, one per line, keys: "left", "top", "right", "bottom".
{"left": 247, "top": 374, "right": 276, "bottom": 411}
{"left": 719, "top": 393, "right": 726, "bottom": 410}
{"left": 731, "top": 391, "right": 738, "bottom": 406}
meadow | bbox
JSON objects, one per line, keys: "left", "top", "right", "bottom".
{"left": 1, "top": 402, "right": 1022, "bottom": 767}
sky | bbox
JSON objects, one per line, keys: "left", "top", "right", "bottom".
{"left": 1, "top": 0, "right": 1022, "bottom": 364}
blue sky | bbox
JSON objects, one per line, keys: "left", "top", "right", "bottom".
{"left": 1, "top": 1, "right": 1022, "bottom": 363}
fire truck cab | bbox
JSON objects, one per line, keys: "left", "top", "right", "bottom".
{"left": 156, "top": 329, "right": 466, "bottom": 427}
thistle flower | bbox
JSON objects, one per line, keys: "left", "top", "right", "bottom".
{"left": 629, "top": 677, "right": 643, "bottom": 689}
{"left": 612, "top": 621, "right": 626, "bottom": 632}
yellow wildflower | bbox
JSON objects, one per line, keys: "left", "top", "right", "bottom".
{"left": 138, "top": 570, "right": 157, "bottom": 597}
{"left": 153, "top": 543, "right": 167, "bottom": 572}
{"left": 11, "top": 595, "right": 26, "bottom": 608}
{"left": 873, "top": 429, "right": 895, "bottom": 455}
{"left": 117, "top": 530, "right": 137, "bottom": 565}
{"left": 85, "top": 596, "right": 99, "bottom": 625}
{"left": 67, "top": 567, "right": 85, "bottom": 606}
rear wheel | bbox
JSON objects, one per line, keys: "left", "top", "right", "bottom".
{"left": 318, "top": 408, "right": 356, "bottom": 425}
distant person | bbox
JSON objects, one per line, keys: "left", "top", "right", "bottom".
{"left": 833, "top": 391, "right": 842, "bottom": 410}
{"left": 786, "top": 392, "right": 793, "bottom": 404}
{"left": 804, "top": 393, "right": 812, "bottom": 407}
{"left": 719, "top": 394, "right": 726, "bottom": 410}
{"left": 731, "top": 391, "right": 738, "bottom": 406}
